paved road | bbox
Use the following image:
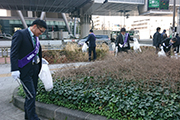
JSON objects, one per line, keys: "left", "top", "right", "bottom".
{"left": 0, "top": 39, "right": 153, "bottom": 47}
{"left": 0, "top": 39, "right": 153, "bottom": 57}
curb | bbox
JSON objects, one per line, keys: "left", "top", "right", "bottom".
{"left": 13, "top": 87, "right": 111, "bottom": 120}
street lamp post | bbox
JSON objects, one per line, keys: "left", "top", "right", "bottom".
{"left": 172, "top": 0, "right": 176, "bottom": 37}
{"left": 178, "top": 6, "right": 180, "bottom": 34}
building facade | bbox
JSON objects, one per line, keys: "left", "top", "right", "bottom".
{"left": 92, "top": 15, "right": 176, "bottom": 39}
{"left": 0, "top": 10, "right": 75, "bottom": 39}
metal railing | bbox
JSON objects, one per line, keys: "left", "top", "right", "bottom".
{"left": 0, "top": 46, "right": 10, "bottom": 64}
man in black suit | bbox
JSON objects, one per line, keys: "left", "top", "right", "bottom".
{"left": 161, "top": 37, "right": 177, "bottom": 57}
{"left": 85, "top": 29, "right": 96, "bottom": 61}
{"left": 115, "top": 28, "right": 132, "bottom": 53}
{"left": 153, "top": 27, "right": 161, "bottom": 54}
{"left": 11, "top": 19, "right": 47, "bottom": 120}
{"left": 174, "top": 33, "right": 180, "bottom": 54}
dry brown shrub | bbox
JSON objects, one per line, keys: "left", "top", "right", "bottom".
{"left": 65, "top": 42, "right": 79, "bottom": 52}
{"left": 42, "top": 43, "right": 110, "bottom": 63}
{"left": 54, "top": 46, "right": 180, "bottom": 92}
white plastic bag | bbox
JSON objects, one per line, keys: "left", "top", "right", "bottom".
{"left": 42, "top": 58, "right": 49, "bottom": 64}
{"left": 133, "top": 38, "right": 142, "bottom": 52}
{"left": 82, "top": 43, "right": 88, "bottom": 52}
{"left": 39, "top": 59, "right": 53, "bottom": 91}
{"left": 112, "top": 42, "right": 116, "bottom": 51}
{"left": 158, "top": 48, "right": 166, "bottom": 57}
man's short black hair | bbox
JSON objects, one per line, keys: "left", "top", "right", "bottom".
{"left": 90, "top": 29, "right": 93, "bottom": 32}
{"left": 120, "top": 28, "right": 126, "bottom": 32}
{"left": 172, "top": 37, "right": 177, "bottom": 42}
{"left": 32, "top": 19, "right": 47, "bottom": 29}
{"left": 156, "top": 27, "right": 161, "bottom": 31}
{"left": 176, "top": 33, "right": 179, "bottom": 37}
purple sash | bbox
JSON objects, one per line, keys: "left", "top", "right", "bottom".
{"left": 123, "top": 33, "right": 129, "bottom": 47}
{"left": 18, "top": 37, "right": 40, "bottom": 68}
{"left": 163, "top": 42, "right": 173, "bottom": 48}
{"left": 91, "top": 33, "right": 96, "bottom": 40}
{"left": 168, "top": 42, "right": 173, "bottom": 47}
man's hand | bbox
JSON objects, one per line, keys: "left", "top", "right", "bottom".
{"left": 163, "top": 43, "right": 166, "bottom": 46}
{"left": 85, "top": 41, "right": 89, "bottom": 46}
{"left": 11, "top": 71, "right": 20, "bottom": 80}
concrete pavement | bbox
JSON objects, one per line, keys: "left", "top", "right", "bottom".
{"left": 0, "top": 63, "right": 29, "bottom": 120}
{"left": 0, "top": 62, "right": 53, "bottom": 120}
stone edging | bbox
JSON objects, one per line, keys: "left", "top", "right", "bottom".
{"left": 13, "top": 87, "right": 111, "bottom": 120}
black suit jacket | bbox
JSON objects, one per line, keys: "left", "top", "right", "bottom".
{"left": 85, "top": 33, "right": 96, "bottom": 47}
{"left": 10, "top": 28, "right": 42, "bottom": 78}
{"left": 161, "top": 38, "right": 176, "bottom": 53}
{"left": 115, "top": 33, "right": 131, "bottom": 51}
{"left": 153, "top": 32, "right": 161, "bottom": 47}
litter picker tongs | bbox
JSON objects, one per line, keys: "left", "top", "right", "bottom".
{"left": 16, "top": 78, "right": 33, "bottom": 99}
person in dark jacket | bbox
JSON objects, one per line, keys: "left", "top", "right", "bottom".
{"left": 11, "top": 19, "right": 47, "bottom": 120}
{"left": 161, "top": 37, "right": 177, "bottom": 57}
{"left": 173, "top": 33, "right": 180, "bottom": 54}
{"left": 161, "top": 29, "right": 167, "bottom": 41}
{"left": 85, "top": 29, "right": 96, "bottom": 61}
{"left": 115, "top": 28, "right": 133, "bottom": 53}
{"left": 153, "top": 27, "right": 161, "bottom": 54}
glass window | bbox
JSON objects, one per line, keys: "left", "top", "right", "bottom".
{"left": 9, "top": 20, "right": 14, "bottom": 24}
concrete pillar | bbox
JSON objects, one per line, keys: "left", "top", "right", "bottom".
{"left": 80, "top": 15, "right": 91, "bottom": 38}
{"left": 74, "top": 18, "right": 77, "bottom": 37}
{"left": 40, "top": 12, "right": 46, "bottom": 20}
{"left": 177, "top": 7, "right": 180, "bottom": 35}
{"left": 17, "top": 10, "right": 28, "bottom": 29}
{"left": 27, "top": 11, "right": 33, "bottom": 17}
{"left": 6, "top": 10, "right": 11, "bottom": 17}
{"left": 61, "top": 13, "right": 71, "bottom": 35}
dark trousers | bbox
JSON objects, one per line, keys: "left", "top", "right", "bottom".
{"left": 89, "top": 47, "right": 96, "bottom": 61}
{"left": 21, "top": 64, "right": 40, "bottom": 120}
{"left": 175, "top": 45, "right": 179, "bottom": 53}
{"left": 163, "top": 47, "right": 171, "bottom": 57}
{"left": 156, "top": 46, "right": 161, "bottom": 54}
{"left": 119, "top": 48, "right": 128, "bottom": 53}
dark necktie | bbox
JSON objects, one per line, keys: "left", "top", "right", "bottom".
{"left": 33, "top": 35, "right": 37, "bottom": 48}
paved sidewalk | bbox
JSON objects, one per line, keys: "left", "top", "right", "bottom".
{"left": 0, "top": 63, "right": 27, "bottom": 120}
{"left": 0, "top": 62, "right": 89, "bottom": 120}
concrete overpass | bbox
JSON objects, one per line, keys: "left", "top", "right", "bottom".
{"left": 0, "top": 0, "right": 179, "bottom": 37}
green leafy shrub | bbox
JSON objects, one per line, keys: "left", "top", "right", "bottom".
{"left": 19, "top": 77, "right": 180, "bottom": 120}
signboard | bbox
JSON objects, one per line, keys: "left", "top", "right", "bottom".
{"left": 148, "top": 0, "right": 169, "bottom": 10}
{"left": 149, "top": 0, "right": 159, "bottom": 8}
{"left": 159, "top": 0, "right": 169, "bottom": 10}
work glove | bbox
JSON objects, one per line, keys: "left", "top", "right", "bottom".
{"left": 11, "top": 70, "right": 20, "bottom": 80}
{"left": 160, "top": 46, "right": 163, "bottom": 50}
{"left": 162, "top": 43, "right": 166, "bottom": 46}
{"left": 119, "top": 44, "right": 123, "bottom": 48}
